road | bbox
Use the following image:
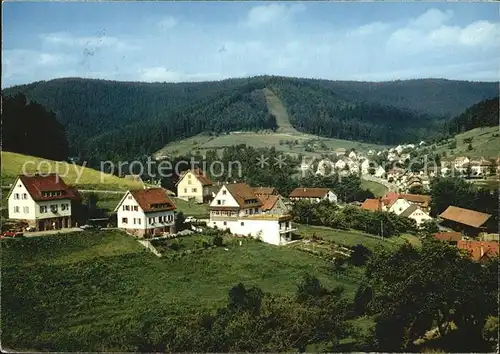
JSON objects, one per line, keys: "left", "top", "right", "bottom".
{"left": 362, "top": 174, "right": 398, "bottom": 193}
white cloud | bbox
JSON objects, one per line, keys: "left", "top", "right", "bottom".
{"left": 139, "top": 67, "right": 226, "bottom": 82}
{"left": 409, "top": 8, "right": 454, "bottom": 30}
{"left": 158, "top": 16, "right": 178, "bottom": 30}
{"left": 244, "top": 3, "right": 305, "bottom": 27}
{"left": 349, "top": 22, "right": 390, "bottom": 36}
{"left": 41, "top": 32, "right": 138, "bottom": 51}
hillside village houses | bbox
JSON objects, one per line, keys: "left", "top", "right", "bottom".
{"left": 209, "top": 183, "right": 296, "bottom": 245}
{"left": 7, "top": 173, "right": 82, "bottom": 231}
{"left": 289, "top": 187, "right": 338, "bottom": 204}
{"left": 115, "top": 188, "right": 177, "bottom": 237}
{"left": 176, "top": 168, "right": 215, "bottom": 203}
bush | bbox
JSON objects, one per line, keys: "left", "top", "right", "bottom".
{"left": 212, "top": 235, "right": 223, "bottom": 247}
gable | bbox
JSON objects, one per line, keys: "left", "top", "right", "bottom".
{"left": 210, "top": 185, "right": 240, "bottom": 208}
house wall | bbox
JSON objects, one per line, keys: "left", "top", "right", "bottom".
{"left": 177, "top": 171, "right": 204, "bottom": 203}
{"left": 210, "top": 218, "right": 292, "bottom": 245}
{"left": 8, "top": 180, "right": 72, "bottom": 222}
{"left": 389, "top": 199, "right": 412, "bottom": 215}
{"left": 408, "top": 210, "right": 432, "bottom": 226}
{"left": 8, "top": 181, "right": 36, "bottom": 220}
{"left": 210, "top": 185, "right": 240, "bottom": 208}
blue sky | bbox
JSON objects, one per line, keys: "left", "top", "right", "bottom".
{"left": 2, "top": 1, "right": 499, "bottom": 87}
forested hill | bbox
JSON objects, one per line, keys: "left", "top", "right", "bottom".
{"left": 3, "top": 76, "right": 497, "bottom": 161}
{"left": 447, "top": 97, "right": 499, "bottom": 135}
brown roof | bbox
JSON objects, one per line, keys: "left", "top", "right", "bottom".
{"left": 399, "top": 204, "right": 426, "bottom": 218}
{"left": 439, "top": 206, "right": 492, "bottom": 228}
{"left": 361, "top": 198, "right": 383, "bottom": 211}
{"left": 15, "top": 174, "right": 81, "bottom": 201}
{"left": 252, "top": 187, "right": 278, "bottom": 196}
{"left": 256, "top": 195, "right": 280, "bottom": 211}
{"left": 129, "top": 188, "right": 176, "bottom": 213}
{"left": 400, "top": 193, "right": 431, "bottom": 207}
{"left": 457, "top": 240, "right": 499, "bottom": 261}
{"left": 179, "top": 168, "right": 213, "bottom": 186}
{"left": 290, "top": 187, "right": 331, "bottom": 198}
{"left": 433, "top": 232, "right": 462, "bottom": 242}
{"left": 225, "top": 183, "right": 262, "bottom": 209}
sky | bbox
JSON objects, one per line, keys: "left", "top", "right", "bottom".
{"left": 2, "top": 1, "right": 500, "bottom": 87}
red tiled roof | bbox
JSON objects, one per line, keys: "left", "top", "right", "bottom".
{"left": 361, "top": 198, "right": 383, "bottom": 211}
{"left": 290, "top": 187, "right": 331, "bottom": 198}
{"left": 256, "top": 194, "right": 280, "bottom": 211}
{"left": 400, "top": 193, "right": 431, "bottom": 207}
{"left": 439, "top": 206, "right": 492, "bottom": 229}
{"left": 179, "top": 168, "right": 213, "bottom": 186}
{"left": 433, "top": 232, "right": 462, "bottom": 242}
{"left": 225, "top": 183, "right": 262, "bottom": 209}
{"left": 16, "top": 174, "right": 81, "bottom": 201}
{"left": 252, "top": 187, "right": 278, "bottom": 195}
{"left": 384, "top": 191, "right": 399, "bottom": 202}
{"left": 129, "top": 188, "right": 176, "bottom": 213}
{"left": 457, "top": 240, "right": 499, "bottom": 261}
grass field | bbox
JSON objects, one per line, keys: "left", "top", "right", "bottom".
{"left": 1, "top": 230, "right": 362, "bottom": 350}
{"left": 360, "top": 180, "right": 388, "bottom": 197}
{"left": 172, "top": 197, "right": 210, "bottom": 218}
{"left": 297, "top": 224, "right": 421, "bottom": 250}
{"left": 154, "top": 88, "right": 385, "bottom": 159}
{"left": 1, "top": 151, "right": 143, "bottom": 190}
{"left": 435, "top": 126, "right": 500, "bottom": 159}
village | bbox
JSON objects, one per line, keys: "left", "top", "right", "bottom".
{"left": 4, "top": 141, "right": 499, "bottom": 263}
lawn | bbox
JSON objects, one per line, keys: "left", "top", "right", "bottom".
{"left": 435, "top": 126, "right": 500, "bottom": 159}
{"left": 360, "top": 180, "right": 388, "bottom": 197}
{"left": 1, "top": 151, "right": 143, "bottom": 190}
{"left": 296, "top": 224, "right": 420, "bottom": 250}
{"left": 172, "top": 197, "right": 210, "bottom": 218}
{"left": 1, "top": 230, "right": 360, "bottom": 351}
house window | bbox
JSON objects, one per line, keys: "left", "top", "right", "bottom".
{"left": 192, "top": 188, "right": 197, "bottom": 193}
{"left": 40, "top": 206, "right": 47, "bottom": 213}
{"left": 133, "top": 206, "right": 138, "bottom": 211}
{"left": 23, "top": 206, "right": 29, "bottom": 213}
{"left": 14, "top": 193, "right": 19, "bottom": 200}
{"left": 188, "top": 180, "right": 192, "bottom": 185}
{"left": 14, "top": 206, "right": 20, "bottom": 213}
{"left": 51, "top": 205, "right": 58, "bottom": 212}
{"left": 22, "top": 193, "right": 28, "bottom": 200}
{"left": 137, "top": 218, "right": 141, "bottom": 225}
{"left": 122, "top": 217, "right": 128, "bottom": 224}
{"left": 124, "top": 205, "right": 130, "bottom": 211}
{"left": 61, "top": 204, "right": 67, "bottom": 211}
{"left": 241, "top": 222, "right": 244, "bottom": 226}
{"left": 254, "top": 207, "right": 258, "bottom": 213}
{"left": 128, "top": 195, "right": 132, "bottom": 199}
{"left": 184, "top": 188, "right": 188, "bottom": 193}
{"left": 222, "top": 190, "right": 227, "bottom": 195}
{"left": 217, "top": 200, "right": 221, "bottom": 205}
{"left": 223, "top": 221, "right": 227, "bottom": 226}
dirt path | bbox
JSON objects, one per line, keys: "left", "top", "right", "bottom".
{"left": 262, "top": 88, "right": 300, "bottom": 135}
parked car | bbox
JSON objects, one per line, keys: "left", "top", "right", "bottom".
{"left": 80, "top": 224, "right": 99, "bottom": 230}
{"left": 2, "top": 231, "right": 24, "bottom": 238}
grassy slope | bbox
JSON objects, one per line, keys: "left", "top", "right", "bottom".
{"left": 154, "top": 88, "right": 386, "bottom": 158}
{"left": 436, "top": 126, "right": 500, "bottom": 159}
{"left": 297, "top": 224, "right": 421, "bottom": 250}
{"left": 360, "top": 180, "right": 388, "bottom": 197}
{"left": 1, "top": 151, "right": 143, "bottom": 190}
{"left": 1, "top": 230, "right": 360, "bottom": 350}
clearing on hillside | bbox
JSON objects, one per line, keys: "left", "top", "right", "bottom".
{"left": 435, "top": 126, "right": 500, "bottom": 159}
{"left": 154, "top": 87, "right": 386, "bottom": 159}
{"left": 262, "top": 87, "right": 300, "bottom": 134}
{"left": 1, "top": 151, "right": 144, "bottom": 190}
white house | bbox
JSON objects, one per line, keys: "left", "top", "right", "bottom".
{"left": 453, "top": 157, "right": 470, "bottom": 171}
{"left": 335, "top": 159, "right": 347, "bottom": 170}
{"left": 7, "top": 173, "right": 81, "bottom": 231}
{"left": 388, "top": 198, "right": 412, "bottom": 216}
{"left": 360, "top": 159, "right": 371, "bottom": 175}
{"left": 289, "top": 187, "right": 338, "bottom": 203}
{"left": 395, "top": 145, "right": 404, "bottom": 154}
{"left": 209, "top": 183, "right": 296, "bottom": 245}
{"left": 115, "top": 188, "right": 176, "bottom": 237}
{"left": 348, "top": 151, "right": 357, "bottom": 160}
{"left": 374, "top": 166, "right": 386, "bottom": 178}
{"left": 400, "top": 204, "right": 432, "bottom": 226}
{"left": 176, "top": 168, "right": 214, "bottom": 203}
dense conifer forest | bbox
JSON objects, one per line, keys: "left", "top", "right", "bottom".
{"left": 447, "top": 97, "right": 499, "bottom": 134}
{"left": 2, "top": 76, "right": 497, "bottom": 162}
